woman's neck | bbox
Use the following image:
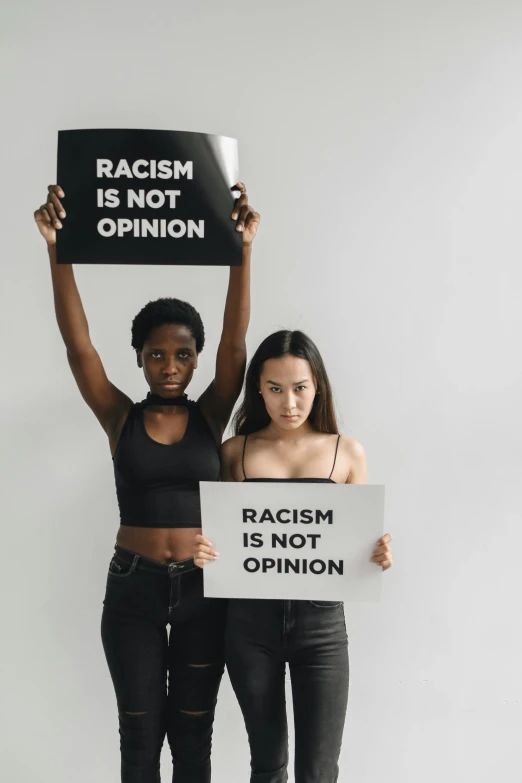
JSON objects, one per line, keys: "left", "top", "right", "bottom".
{"left": 263, "top": 420, "right": 314, "bottom": 440}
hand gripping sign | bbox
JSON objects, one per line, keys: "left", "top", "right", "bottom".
{"left": 199, "top": 482, "right": 385, "bottom": 602}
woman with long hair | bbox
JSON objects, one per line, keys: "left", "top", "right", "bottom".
{"left": 195, "top": 329, "right": 392, "bottom": 783}
{"left": 34, "top": 182, "right": 260, "bottom": 783}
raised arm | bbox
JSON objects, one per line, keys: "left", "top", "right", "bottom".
{"left": 198, "top": 183, "right": 260, "bottom": 439}
{"left": 35, "top": 185, "right": 131, "bottom": 441}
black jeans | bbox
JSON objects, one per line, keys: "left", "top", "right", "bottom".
{"left": 225, "top": 599, "right": 349, "bottom": 783}
{"left": 101, "top": 545, "right": 227, "bottom": 783}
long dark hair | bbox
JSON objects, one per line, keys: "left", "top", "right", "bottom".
{"left": 233, "top": 330, "right": 338, "bottom": 435}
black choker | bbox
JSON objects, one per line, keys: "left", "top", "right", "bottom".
{"left": 142, "top": 392, "right": 189, "bottom": 407}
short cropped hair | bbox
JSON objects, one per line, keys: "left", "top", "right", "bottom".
{"left": 131, "top": 297, "right": 205, "bottom": 353}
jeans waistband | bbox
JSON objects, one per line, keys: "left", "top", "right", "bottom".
{"left": 114, "top": 544, "right": 198, "bottom": 576}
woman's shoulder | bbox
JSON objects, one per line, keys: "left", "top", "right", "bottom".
{"left": 338, "top": 434, "right": 366, "bottom": 460}
{"left": 220, "top": 434, "right": 247, "bottom": 459}
{"left": 336, "top": 435, "right": 368, "bottom": 483}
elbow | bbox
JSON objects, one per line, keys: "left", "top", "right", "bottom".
{"left": 66, "top": 342, "right": 96, "bottom": 362}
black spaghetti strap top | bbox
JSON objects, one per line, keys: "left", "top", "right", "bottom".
{"left": 241, "top": 433, "right": 341, "bottom": 484}
{"left": 112, "top": 398, "right": 220, "bottom": 528}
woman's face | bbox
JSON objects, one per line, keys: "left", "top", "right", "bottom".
{"left": 137, "top": 323, "right": 198, "bottom": 397}
{"left": 258, "top": 355, "right": 317, "bottom": 430}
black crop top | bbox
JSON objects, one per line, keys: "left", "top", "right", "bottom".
{"left": 112, "top": 398, "right": 220, "bottom": 528}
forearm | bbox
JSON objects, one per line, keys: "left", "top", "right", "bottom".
{"left": 221, "top": 243, "right": 251, "bottom": 346}
{"left": 48, "top": 244, "right": 92, "bottom": 355}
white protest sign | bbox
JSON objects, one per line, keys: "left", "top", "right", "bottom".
{"left": 199, "top": 482, "right": 385, "bottom": 602}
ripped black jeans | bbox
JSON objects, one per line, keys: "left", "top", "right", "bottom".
{"left": 225, "top": 599, "right": 349, "bottom": 783}
{"left": 101, "top": 545, "right": 227, "bottom": 783}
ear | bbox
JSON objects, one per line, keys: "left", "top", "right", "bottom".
{"left": 136, "top": 350, "right": 143, "bottom": 369}
{"left": 194, "top": 354, "right": 199, "bottom": 369}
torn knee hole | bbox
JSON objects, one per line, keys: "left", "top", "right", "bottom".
{"left": 179, "top": 709, "right": 211, "bottom": 716}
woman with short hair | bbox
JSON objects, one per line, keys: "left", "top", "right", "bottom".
{"left": 34, "top": 182, "right": 260, "bottom": 783}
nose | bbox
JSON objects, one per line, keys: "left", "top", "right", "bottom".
{"left": 162, "top": 358, "right": 179, "bottom": 377}
{"left": 282, "top": 391, "right": 297, "bottom": 412}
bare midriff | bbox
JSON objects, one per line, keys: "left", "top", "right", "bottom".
{"left": 116, "top": 526, "right": 200, "bottom": 563}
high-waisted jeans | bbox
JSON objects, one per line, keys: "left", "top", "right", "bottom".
{"left": 101, "top": 545, "right": 227, "bottom": 783}
{"left": 225, "top": 599, "right": 349, "bottom": 783}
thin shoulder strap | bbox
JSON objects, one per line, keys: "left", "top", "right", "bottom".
{"left": 328, "top": 434, "right": 341, "bottom": 480}
{"left": 241, "top": 434, "right": 249, "bottom": 480}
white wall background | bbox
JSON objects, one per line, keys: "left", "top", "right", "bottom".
{"left": 1, "top": 1, "right": 521, "bottom": 781}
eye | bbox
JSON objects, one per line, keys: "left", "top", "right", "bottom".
{"left": 295, "top": 385, "right": 307, "bottom": 392}
{"left": 269, "top": 387, "right": 282, "bottom": 393}
{"left": 178, "top": 351, "right": 191, "bottom": 359}
{"left": 151, "top": 352, "right": 162, "bottom": 359}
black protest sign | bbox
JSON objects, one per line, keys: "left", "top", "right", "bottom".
{"left": 56, "top": 129, "right": 243, "bottom": 266}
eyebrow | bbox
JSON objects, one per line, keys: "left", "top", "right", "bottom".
{"left": 149, "top": 346, "right": 193, "bottom": 352}
{"left": 265, "top": 379, "right": 310, "bottom": 385}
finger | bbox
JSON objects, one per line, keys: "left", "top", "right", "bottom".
{"left": 381, "top": 560, "right": 393, "bottom": 571}
{"left": 46, "top": 201, "right": 62, "bottom": 229}
{"left": 379, "top": 533, "right": 393, "bottom": 545}
{"left": 196, "top": 545, "right": 218, "bottom": 557}
{"left": 372, "top": 550, "right": 392, "bottom": 562}
{"left": 231, "top": 192, "right": 248, "bottom": 220}
{"left": 200, "top": 538, "right": 217, "bottom": 552}
{"left": 194, "top": 552, "right": 218, "bottom": 568}
{"left": 244, "top": 210, "right": 260, "bottom": 228}
{"left": 236, "top": 203, "right": 251, "bottom": 232}
{"left": 35, "top": 207, "right": 52, "bottom": 226}
{"left": 48, "top": 190, "right": 66, "bottom": 218}
{"left": 48, "top": 184, "right": 65, "bottom": 199}
{"left": 195, "top": 534, "right": 213, "bottom": 545}
{"left": 195, "top": 534, "right": 213, "bottom": 546}
{"left": 195, "top": 551, "right": 218, "bottom": 562}
{"left": 231, "top": 182, "right": 246, "bottom": 195}
{"left": 243, "top": 211, "right": 260, "bottom": 244}
{"left": 372, "top": 544, "right": 391, "bottom": 557}
{"left": 243, "top": 208, "right": 255, "bottom": 229}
